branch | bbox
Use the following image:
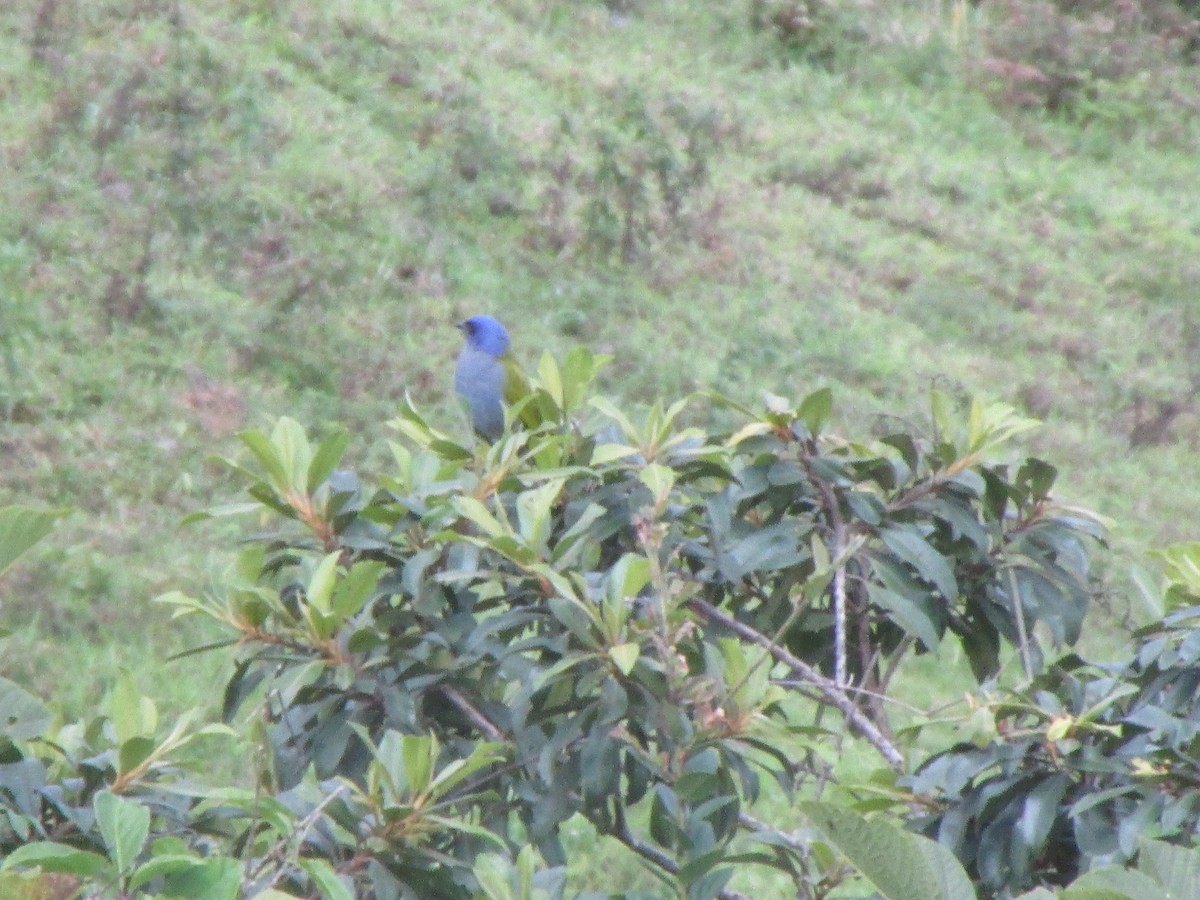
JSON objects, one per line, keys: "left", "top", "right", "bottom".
{"left": 802, "top": 453, "right": 849, "bottom": 687}
{"left": 738, "top": 811, "right": 808, "bottom": 854}
{"left": 613, "top": 802, "right": 752, "bottom": 900}
{"left": 245, "top": 783, "right": 348, "bottom": 891}
{"left": 1005, "top": 561, "right": 1035, "bottom": 682}
{"left": 687, "top": 598, "right": 905, "bottom": 771}
{"left": 437, "top": 685, "right": 505, "bottom": 741}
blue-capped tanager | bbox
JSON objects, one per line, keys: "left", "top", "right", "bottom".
{"left": 454, "top": 315, "right": 537, "bottom": 441}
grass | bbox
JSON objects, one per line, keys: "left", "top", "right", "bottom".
{"left": 1, "top": 0, "right": 1199, "bottom": 888}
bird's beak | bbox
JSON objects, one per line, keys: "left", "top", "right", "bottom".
{"left": 455, "top": 321, "right": 467, "bottom": 332}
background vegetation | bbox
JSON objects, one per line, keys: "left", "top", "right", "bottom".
{"left": 1, "top": 0, "right": 1200, "bottom": 894}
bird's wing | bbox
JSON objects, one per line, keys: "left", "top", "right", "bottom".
{"left": 456, "top": 348, "right": 507, "bottom": 440}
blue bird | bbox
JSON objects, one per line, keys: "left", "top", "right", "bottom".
{"left": 454, "top": 315, "right": 535, "bottom": 441}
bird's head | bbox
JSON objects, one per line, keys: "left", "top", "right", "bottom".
{"left": 457, "top": 315, "right": 511, "bottom": 357}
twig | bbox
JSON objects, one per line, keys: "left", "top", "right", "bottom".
{"left": 738, "top": 811, "right": 808, "bottom": 853}
{"left": 1006, "top": 561, "right": 1035, "bottom": 682}
{"left": 246, "top": 783, "right": 349, "bottom": 891}
{"left": 687, "top": 598, "right": 905, "bottom": 771}
{"left": 801, "top": 453, "right": 849, "bottom": 688}
{"left": 877, "top": 634, "right": 914, "bottom": 697}
{"left": 614, "top": 802, "right": 679, "bottom": 875}
{"left": 613, "top": 803, "right": 751, "bottom": 900}
{"left": 438, "top": 685, "right": 505, "bottom": 741}
{"left": 832, "top": 552, "right": 848, "bottom": 688}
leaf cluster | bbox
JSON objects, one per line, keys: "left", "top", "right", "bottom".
{"left": 0, "top": 357, "right": 1116, "bottom": 898}
{"left": 910, "top": 563, "right": 1200, "bottom": 896}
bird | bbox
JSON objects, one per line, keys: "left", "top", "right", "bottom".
{"left": 454, "top": 315, "right": 535, "bottom": 441}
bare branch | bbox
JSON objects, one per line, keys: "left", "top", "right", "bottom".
{"left": 438, "top": 685, "right": 505, "bottom": 741}
{"left": 687, "top": 598, "right": 905, "bottom": 771}
{"left": 802, "top": 452, "right": 849, "bottom": 688}
{"left": 613, "top": 802, "right": 752, "bottom": 900}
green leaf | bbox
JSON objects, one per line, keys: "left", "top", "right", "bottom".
{"left": 0, "top": 676, "right": 52, "bottom": 739}
{"left": 425, "top": 742, "right": 506, "bottom": 799}
{"left": 330, "top": 560, "right": 385, "bottom": 619}
{"left": 299, "top": 858, "right": 355, "bottom": 900}
{"left": 1, "top": 843, "right": 111, "bottom": 878}
{"left": 158, "top": 857, "right": 242, "bottom": 899}
{"left": 638, "top": 463, "right": 676, "bottom": 503}
{"left": 95, "top": 790, "right": 150, "bottom": 875}
{"left": 401, "top": 732, "right": 435, "bottom": 796}
{"left": 591, "top": 443, "right": 640, "bottom": 465}
{"left": 931, "top": 389, "right": 957, "bottom": 444}
{"left": 517, "top": 477, "right": 565, "bottom": 552}
{"left": 912, "top": 831, "right": 981, "bottom": 900}
{"left": 590, "top": 396, "right": 639, "bottom": 442}
{"left": 797, "top": 387, "right": 833, "bottom": 436}
{"left": 272, "top": 416, "right": 313, "bottom": 491}
{"left": 128, "top": 854, "right": 209, "bottom": 890}
{"left": 868, "top": 584, "right": 941, "bottom": 653}
{"left": 118, "top": 735, "right": 156, "bottom": 775}
{"left": 538, "top": 350, "right": 565, "bottom": 411}
{"left": 1017, "top": 775, "right": 1070, "bottom": 855}
{"left": 237, "top": 428, "right": 291, "bottom": 493}
{"left": 688, "top": 866, "right": 735, "bottom": 900}
{"left": 1066, "top": 865, "right": 1168, "bottom": 900}
{"left": 306, "top": 551, "right": 341, "bottom": 615}
{"left": 473, "top": 853, "right": 516, "bottom": 900}
{"left": 1060, "top": 888, "right": 1143, "bottom": 900}
{"left": 306, "top": 429, "right": 350, "bottom": 493}
{"left": 0, "top": 506, "right": 66, "bottom": 577}
{"left": 562, "top": 346, "right": 609, "bottom": 412}
{"left": 516, "top": 844, "right": 536, "bottom": 899}
{"left": 108, "top": 669, "right": 157, "bottom": 745}
{"left": 798, "top": 801, "right": 976, "bottom": 900}
{"left": 452, "top": 496, "right": 511, "bottom": 540}
{"left": 1137, "top": 838, "right": 1200, "bottom": 898}
{"left": 880, "top": 526, "right": 959, "bottom": 602}
{"left": 609, "top": 643, "right": 640, "bottom": 675}
{"left": 610, "top": 553, "right": 651, "bottom": 601}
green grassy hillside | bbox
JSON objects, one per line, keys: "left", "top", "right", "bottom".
{"left": 2, "top": 0, "right": 1199, "bottom": 721}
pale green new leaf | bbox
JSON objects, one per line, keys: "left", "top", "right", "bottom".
{"left": 0, "top": 505, "right": 66, "bottom": 577}
{"left": 638, "top": 463, "right": 676, "bottom": 503}
{"left": 537, "top": 350, "right": 564, "bottom": 410}
{"left": 306, "top": 429, "right": 350, "bottom": 493}
{"left": 402, "top": 732, "right": 435, "bottom": 796}
{"left": 517, "top": 477, "right": 565, "bottom": 553}
{"left": 426, "top": 742, "right": 506, "bottom": 800}
{"left": 609, "top": 642, "right": 640, "bottom": 675}
{"left": 299, "top": 858, "right": 355, "bottom": 900}
{"left": 452, "top": 496, "right": 511, "bottom": 540}
{"left": 237, "top": 429, "right": 290, "bottom": 493}
{"left": 95, "top": 790, "right": 150, "bottom": 875}
{"left": 306, "top": 551, "right": 341, "bottom": 615}
{"left": 272, "top": 416, "right": 313, "bottom": 491}
{"left": 108, "top": 669, "right": 157, "bottom": 745}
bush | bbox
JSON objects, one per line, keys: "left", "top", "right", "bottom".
{"left": 973, "top": 0, "right": 1200, "bottom": 116}
{"left": 909, "top": 544, "right": 1200, "bottom": 896}
{"left": 0, "top": 355, "right": 1124, "bottom": 898}
{"left": 536, "top": 90, "right": 726, "bottom": 265}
